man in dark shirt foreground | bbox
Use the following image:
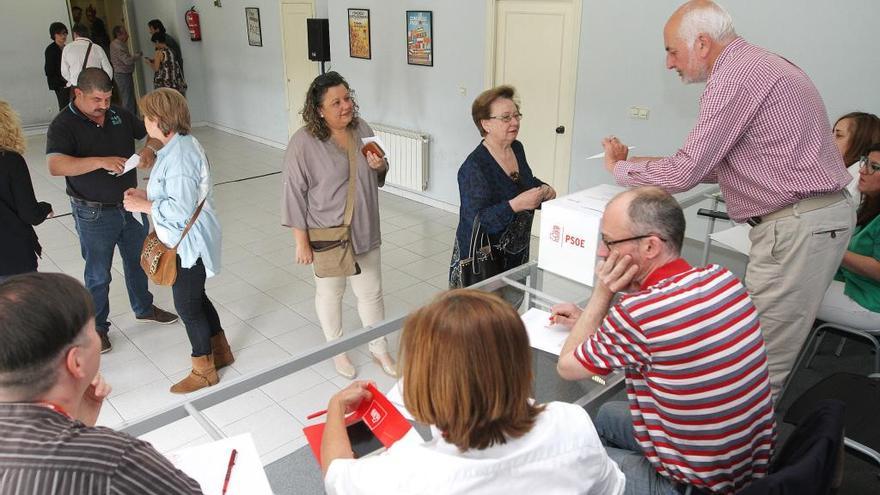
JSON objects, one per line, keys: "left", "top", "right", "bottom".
{"left": 0, "top": 273, "right": 202, "bottom": 494}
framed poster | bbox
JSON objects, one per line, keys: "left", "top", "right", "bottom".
{"left": 406, "top": 11, "right": 433, "bottom": 66}
{"left": 348, "top": 8, "right": 371, "bottom": 59}
{"left": 245, "top": 7, "right": 262, "bottom": 47}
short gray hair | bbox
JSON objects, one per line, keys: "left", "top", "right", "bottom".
{"left": 626, "top": 187, "right": 685, "bottom": 255}
{"left": 679, "top": 1, "right": 737, "bottom": 47}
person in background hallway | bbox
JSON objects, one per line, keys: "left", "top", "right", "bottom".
{"left": 0, "top": 273, "right": 202, "bottom": 494}
{"left": 600, "top": 0, "right": 854, "bottom": 399}
{"left": 832, "top": 112, "right": 880, "bottom": 204}
{"left": 0, "top": 101, "right": 53, "bottom": 283}
{"left": 281, "top": 71, "right": 396, "bottom": 380}
{"left": 123, "top": 88, "right": 230, "bottom": 394}
{"left": 85, "top": 5, "right": 110, "bottom": 52}
{"left": 61, "top": 24, "right": 112, "bottom": 93}
{"left": 147, "top": 19, "right": 183, "bottom": 77}
{"left": 321, "top": 289, "right": 624, "bottom": 495}
{"left": 46, "top": 68, "right": 177, "bottom": 354}
{"left": 110, "top": 25, "right": 141, "bottom": 116}
{"left": 817, "top": 143, "right": 880, "bottom": 330}
{"left": 449, "top": 85, "right": 555, "bottom": 301}
{"left": 147, "top": 33, "right": 186, "bottom": 95}
{"left": 70, "top": 6, "right": 87, "bottom": 37}
{"left": 44, "top": 22, "right": 70, "bottom": 110}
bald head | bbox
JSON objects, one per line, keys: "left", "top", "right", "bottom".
{"left": 607, "top": 187, "right": 685, "bottom": 255}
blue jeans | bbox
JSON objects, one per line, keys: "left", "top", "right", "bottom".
{"left": 595, "top": 401, "right": 681, "bottom": 495}
{"left": 172, "top": 257, "right": 222, "bottom": 356}
{"left": 71, "top": 201, "right": 154, "bottom": 334}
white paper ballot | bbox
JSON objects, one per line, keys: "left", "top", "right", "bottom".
{"left": 521, "top": 308, "right": 569, "bottom": 356}
{"left": 116, "top": 154, "right": 140, "bottom": 176}
{"left": 167, "top": 433, "right": 272, "bottom": 495}
{"left": 385, "top": 379, "right": 415, "bottom": 421}
{"left": 586, "top": 146, "right": 636, "bottom": 160}
{"left": 361, "top": 136, "right": 388, "bottom": 153}
{"left": 709, "top": 224, "right": 752, "bottom": 256}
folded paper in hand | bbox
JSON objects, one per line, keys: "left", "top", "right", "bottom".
{"left": 110, "top": 153, "right": 140, "bottom": 176}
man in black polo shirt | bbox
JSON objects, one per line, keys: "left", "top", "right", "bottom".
{"left": 46, "top": 68, "right": 177, "bottom": 353}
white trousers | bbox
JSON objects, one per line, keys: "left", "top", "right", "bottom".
{"left": 313, "top": 248, "right": 387, "bottom": 354}
{"left": 817, "top": 280, "right": 880, "bottom": 330}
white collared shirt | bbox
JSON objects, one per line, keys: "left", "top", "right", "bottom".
{"left": 61, "top": 37, "right": 113, "bottom": 87}
{"left": 324, "top": 402, "right": 625, "bottom": 495}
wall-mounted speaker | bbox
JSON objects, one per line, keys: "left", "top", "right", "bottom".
{"left": 307, "top": 18, "right": 330, "bottom": 62}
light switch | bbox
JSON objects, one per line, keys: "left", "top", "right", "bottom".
{"left": 458, "top": 86, "right": 467, "bottom": 96}
{"left": 629, "top": 106, "right": 650, "bottom": 120}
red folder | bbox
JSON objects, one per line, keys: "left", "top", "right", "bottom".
{"left": 303, "top": 383, "right": 412, "bottom": 467}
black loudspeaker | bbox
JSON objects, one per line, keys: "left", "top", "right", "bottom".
{"left": 307, "top": 18, "right": 330, "bottom": 62}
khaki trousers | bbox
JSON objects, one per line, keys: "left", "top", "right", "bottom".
{"left": 314, "top": 248, "right": 388, "bottom": 354}
{"left": 746, "top": 197, "right": 855, "bottom": 399}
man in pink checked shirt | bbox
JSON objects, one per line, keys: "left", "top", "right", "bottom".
{"left": 601, "top": 0, "right": 854, "bottom": 400}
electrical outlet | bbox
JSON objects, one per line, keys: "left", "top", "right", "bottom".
{"left": 629, "top": 106, "right": 650, "bottom": 120}
{"left": 458, "top": 86, "right": 467, "bottom": 96}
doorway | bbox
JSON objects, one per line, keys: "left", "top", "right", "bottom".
{"left": 280, "top": 0, "right": 319, "bottom": 137}
{"left": 66, "top": 0, "right": 143, "bottom": 111}
{"left": 486, "top": 0, "right": 582, "bottom": 232}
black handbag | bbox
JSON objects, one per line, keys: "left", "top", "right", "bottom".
{"left": 459, "top": 215, "right": 504, "bottom": 287}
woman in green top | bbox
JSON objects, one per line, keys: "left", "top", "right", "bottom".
{"left": 817, "top": 143, "right": 880, "bottom": 328}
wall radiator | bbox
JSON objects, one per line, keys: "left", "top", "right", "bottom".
{"left": 371, "top": 124, "right": 430, "bottom": 192}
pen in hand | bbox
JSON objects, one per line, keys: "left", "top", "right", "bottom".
{"left": 221, "top": 448, "right": 237, "bottom": 495}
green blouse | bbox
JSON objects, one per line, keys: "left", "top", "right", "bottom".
{"left": 835, "top": 214, "right": 880, "bottom": 312}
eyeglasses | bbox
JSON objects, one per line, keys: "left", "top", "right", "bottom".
{"left": 488, "top": 113, "right": 524, "bottom": 123}
{"left": 600, "top": 233, "right": 666, "bottom": 248}
{"left": 858, "top": 156, "right": 880, "bottom": 175}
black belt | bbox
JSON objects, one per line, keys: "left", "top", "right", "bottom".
{"left": 69, "top": 197, "right": 122, "bottom": 208}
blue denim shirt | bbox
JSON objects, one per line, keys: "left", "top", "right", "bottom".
{"left": 148, "top": 134, "right": 221, "bottom": 277}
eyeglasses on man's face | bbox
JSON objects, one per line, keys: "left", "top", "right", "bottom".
{"left": 859, "top": 156, "right": 880, "bottom": 175}
{"left": 488, "top": 112, "right": 524, "bottom": 123}
{"left": 600, "top": 233, "right": 666, "bottom": 249}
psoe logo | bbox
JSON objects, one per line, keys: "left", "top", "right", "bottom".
{"left": 549, "top": 225, "right": 561, "bottom": 244}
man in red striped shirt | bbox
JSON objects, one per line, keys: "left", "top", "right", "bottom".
{"left": 601, "top": 0, "right": 854, "bottom": 399}
{"left": 556, "top": 187, "right": 776, "bottom": 494}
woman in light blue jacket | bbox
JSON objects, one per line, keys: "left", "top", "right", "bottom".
{"left": 123, "top": 88, "right": 230, "bottom": 394}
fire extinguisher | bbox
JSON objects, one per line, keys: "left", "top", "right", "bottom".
{"left": 185, "top": 7, "right": 201, "bottom": 41}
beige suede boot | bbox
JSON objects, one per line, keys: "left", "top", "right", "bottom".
{"left": 211, "top": 332, "right": 235, "bottom": 370}
{"left": 170, "top": 355, "right": 219, "bottom": 394}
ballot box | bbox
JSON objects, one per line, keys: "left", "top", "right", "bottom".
{"left": 538, "top": 184, "right": 627, "bottom": 286}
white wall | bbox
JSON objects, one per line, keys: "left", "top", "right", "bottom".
{"left": 571, "top": 0, "right": 880, "bottom": 239}
{"left": 325, "top": 0, "right": 486, "bottom": 207}
{"left": 0, "top": 1, "right": 71, "bottom": 127}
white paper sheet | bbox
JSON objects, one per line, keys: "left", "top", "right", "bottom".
{"left": 118, "top": 153, "right": 140, "bottom": 175}
{"left": 385, "top": 379, "right": 415, "bottom": 421}
{"left": 167, "top": 433, "right": 272, "bottom": 495}
{"left": 586, "top": 146, "right": 635, "bottom": 160}
{"left": 709, "top": 224, "right": 752, "bottom": 256}
{"left": 521, "top": 308, "right": 570, "bottom": 356}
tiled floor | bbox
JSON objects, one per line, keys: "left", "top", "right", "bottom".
{"left": 24, "top": 126, "right": 478, "bottom": 465}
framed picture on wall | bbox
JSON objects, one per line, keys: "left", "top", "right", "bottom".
{"left": 245, "top": 7, "right": 262, "bottom": 47}
{"left": 406, "top": 11, "right": 433, "bottom": 66}
{"left": 348, "top": 8, "right": 371, "bottom": 59}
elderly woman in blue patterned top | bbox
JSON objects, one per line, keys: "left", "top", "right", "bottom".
{"left": 123, "top": 88, "right": 230, "bottom": 394}
{"left": 449, "top": 85, "right": 556, "bottom": 291}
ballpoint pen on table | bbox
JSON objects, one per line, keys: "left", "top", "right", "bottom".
{"left": 221, "top": 448, "right": 237, "bottom": 495}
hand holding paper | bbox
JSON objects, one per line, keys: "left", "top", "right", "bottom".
{"left": 586, "top": 145, "right": 635, "bottom": 160}
{"left": 108, "top": 154, "right": 140, "bottom": 176}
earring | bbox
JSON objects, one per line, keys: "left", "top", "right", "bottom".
{"left": 320, "top": 113, "right": 324, "bottom": 118}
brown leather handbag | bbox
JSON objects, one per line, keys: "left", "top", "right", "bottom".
{"left": 308, "top": 131, "right": 361, "bottom": 278}
{"left": 140, "top": 199, "right": 206, "bottom": 285}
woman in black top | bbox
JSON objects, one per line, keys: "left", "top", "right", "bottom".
{"left": 0, "top": 101, "right": 53, "bottom": 281}
{"left": 44, "top": 22, "right": 69, "bottom": 110}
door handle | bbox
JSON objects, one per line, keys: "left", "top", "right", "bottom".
{"left": 555, "top": 126, "right": 565, "bottom": 134}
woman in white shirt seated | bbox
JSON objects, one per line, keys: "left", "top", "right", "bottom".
{"left": 320, "top": 289, "right": 625, "bottom": 495}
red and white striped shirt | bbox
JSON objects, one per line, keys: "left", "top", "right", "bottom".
{"left": 614, "top": 38, "right": 850, "bottom": 222}
{"left": 576, "top": 259, "right": 776, "bottom": 494}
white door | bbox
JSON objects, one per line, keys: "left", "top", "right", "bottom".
{"left": 489, "top": 0, "right": 581, "bottom": 232}
{"left": 281, "top": 1, "right": 318, "bottom": 136}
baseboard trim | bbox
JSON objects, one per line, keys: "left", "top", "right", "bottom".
{"left": 23, "top": 124, "right": 49, "bottom": 136}
{"left": 381, "top": 185, "right": 459, "bottom": 214}
{"left": 199, "top": 121, "right": 287, "bottom": 150}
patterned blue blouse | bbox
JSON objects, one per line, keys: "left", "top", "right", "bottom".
{"left": 454, "top": 140, "right": 544, "bottom": 257}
